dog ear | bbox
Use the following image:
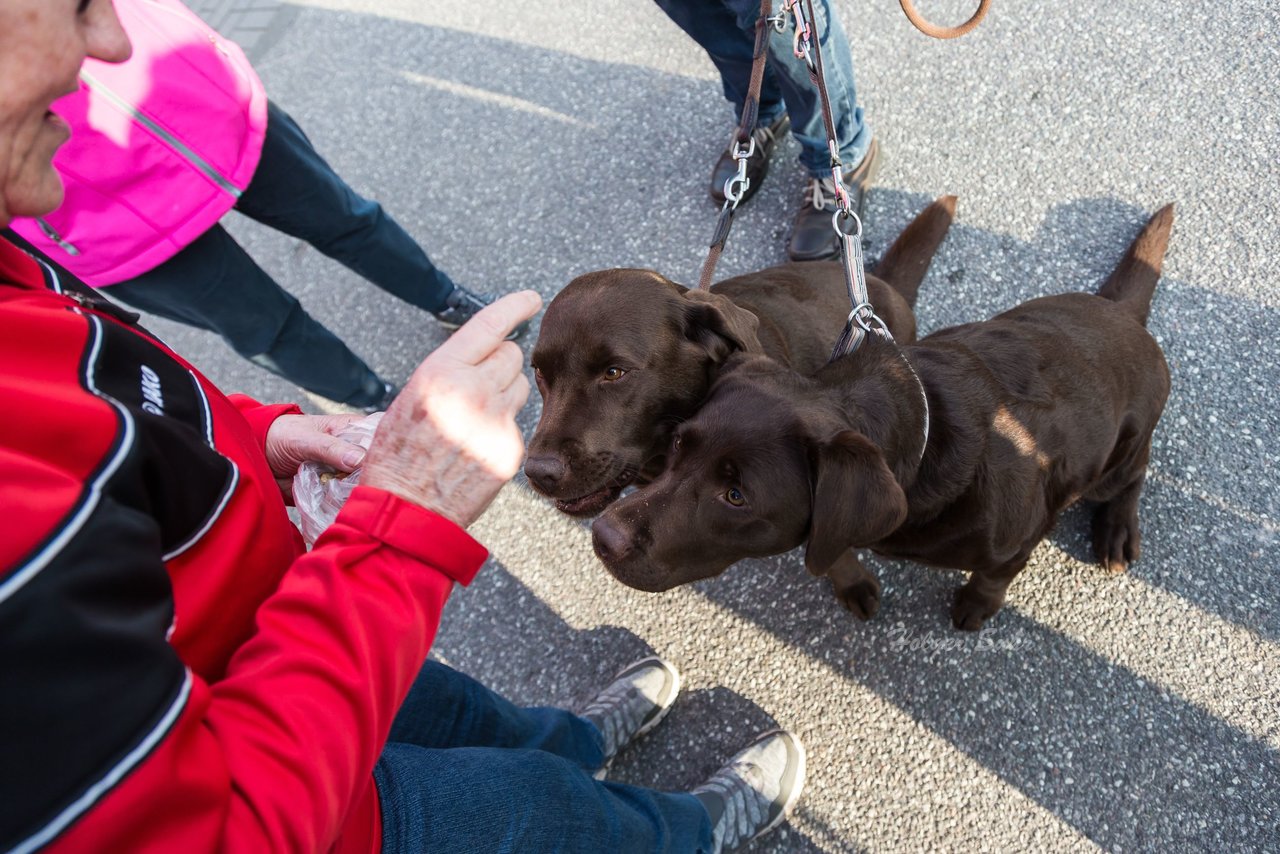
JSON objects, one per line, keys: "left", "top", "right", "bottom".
{"left": 680, "top": 289, "right": 764, "bottom": 362}
{"left": 804, "top": 430, "right": 908, "bottom": 577}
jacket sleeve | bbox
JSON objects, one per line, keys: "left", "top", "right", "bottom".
{"left": 205, "top": 486, "right": 489, "bottom": 851}
{"left": 6, "top": 475, "right": 486, "bottom": 854}
{"left": 226, "top": 393, "right": 302, "bottom": 450}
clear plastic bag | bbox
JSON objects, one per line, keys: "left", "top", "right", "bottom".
{"left": 293, "top": 412, "right": 383, "bottom": 547}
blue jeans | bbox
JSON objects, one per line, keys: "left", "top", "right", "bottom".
{"left": 108, "top": 101, "right": 457, "bottom": 407}
{"left": 652, "top": 0, "right": 872, "bottom": 177}
{"left": 374, "top": 661, "right": 714, "bottom": 853}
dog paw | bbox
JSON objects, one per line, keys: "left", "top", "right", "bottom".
{"left": 950, "top": 587, "right": 1000, "bottom": 632}
{"left": 836, "top": 577, "right": 881, "bottom": 621}
{"left": 1092, "top": 506, "right": 1141, "bottom": 574}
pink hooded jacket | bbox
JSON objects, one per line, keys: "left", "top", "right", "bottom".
{"left": 10, "top": 0, "right": 268, "bottom": 286}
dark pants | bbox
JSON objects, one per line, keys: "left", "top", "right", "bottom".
{"left": 374, "top": 661, "right": 714, "bottom": 853}
{"left": 109, "top": 101, "right": 456, "bottom": 407}
{"left": 651, "top": 0, "right": 870, "bottom": 176}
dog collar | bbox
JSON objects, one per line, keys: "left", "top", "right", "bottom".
{"left": 897, "top": 348, "right": 930, "bottom": 464}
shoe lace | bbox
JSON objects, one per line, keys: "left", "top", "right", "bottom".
{"left": 699, "top": 762, "right": 768, "bottom": 852}
{"left": 807, "top": 176, "right": 839, "bottom": 211}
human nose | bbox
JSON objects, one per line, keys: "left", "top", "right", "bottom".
{"left": 85, "top": 0, "right": 133, "bottom": 64}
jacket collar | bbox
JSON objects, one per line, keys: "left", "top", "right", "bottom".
{"left": 0, "top": 236, "right": 58, "bottom": 293}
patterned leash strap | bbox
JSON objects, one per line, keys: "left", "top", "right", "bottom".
{"left": 783, "top": 0, "right": 892, "bottom": 360}
{"left": 697, "top": 0, "right": 776, "bottom": 290}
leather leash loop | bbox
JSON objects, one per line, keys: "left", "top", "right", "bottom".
{"left": 899, "top": 0, "right": 991, "bottom": 39}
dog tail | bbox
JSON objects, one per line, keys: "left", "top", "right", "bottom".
{"left": 871, "top": 195, "right": 957, "bottom": 309}
{"left": 1097, "top": 203, "right": 1174, "bottom": 326}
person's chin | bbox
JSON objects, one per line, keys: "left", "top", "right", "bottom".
{"left": 10, "top": 142, "right": 69, "bottom": 219}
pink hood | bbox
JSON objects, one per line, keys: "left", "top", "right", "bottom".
{"left": 10, "top": 0, "right": 268, "bottom": 286}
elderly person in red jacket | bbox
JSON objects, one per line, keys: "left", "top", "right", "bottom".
{"left": 0, "top": 2, "right": 804, "bottom": 853}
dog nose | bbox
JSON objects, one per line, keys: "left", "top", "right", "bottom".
{"left": 591, "top": 518, "right": 632, "bottom": 564}
{"left": 524, "top": 455, "right": 566, "bottom": 492}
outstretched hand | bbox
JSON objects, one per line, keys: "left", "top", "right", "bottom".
{"left": 362, "top": 290, "right": 542, "bottom": 529}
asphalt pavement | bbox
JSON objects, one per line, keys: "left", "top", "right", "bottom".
{"left": 151, "top": 1, "right": 1279, "bottom": 850}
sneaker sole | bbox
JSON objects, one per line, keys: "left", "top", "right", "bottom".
{"left": 437, "top": 318, "right": 530, "bottom": 341}
{"left": 751, "top": 729, "right": 808, "bottom": 842}
{"left": 631, "top": 657, "right": 682, "bottom": 741}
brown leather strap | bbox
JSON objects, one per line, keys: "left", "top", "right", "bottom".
{"left": 899, "top": 0, "right": 991, "bottom": 39}
{"left": 698, "top": 0, "right": 773, "bottom": 291}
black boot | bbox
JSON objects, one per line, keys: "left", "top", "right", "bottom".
{"left": 785, "top": 138, "right": 882, "bottom": 261}
{"left": 708, "top": 114, "right": 790, "bottom": 205}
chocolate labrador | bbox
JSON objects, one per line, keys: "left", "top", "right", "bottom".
{"left": 525, "top": 196, "right": 957, "bottom": 516}
{"left": 592, "top": 205, "right": 1174, "bottom": 631}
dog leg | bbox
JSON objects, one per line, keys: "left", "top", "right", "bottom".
{"left": 827, "top": 550, "right": 882, "bottom": 620}
{"left": 951, "top": 560, "right": 1025, "bottom": 632}
{"left": 1092, "top": 470, "right": 1148, "bottom": 574}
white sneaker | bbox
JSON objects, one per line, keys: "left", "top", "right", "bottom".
{"left": 577, "top": 656, "right": 681, "bottom": 780}
{"left": 691, "top": 729, "right": 807, "bottom": 853}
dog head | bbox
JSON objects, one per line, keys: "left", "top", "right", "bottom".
{"left": 590, "top": 354, "right": 909, "bottom": 591}
{"left": 525, "top": 268, "right": 762, "bottom": 516}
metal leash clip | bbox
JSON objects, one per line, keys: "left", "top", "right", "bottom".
{"left": 789, "top": 0, "right": 813, "bottom": 63}
{"left": 721, "top": 135, "right": 756, "bottom": 209}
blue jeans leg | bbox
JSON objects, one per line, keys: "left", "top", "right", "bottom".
{"left": 651, "top": 0, "right": 787, "bottom": 130}
{"left": 653, "top": 0, "right": 871, "bottom": 176}
{"left": 374, "top": 661, "right": 714, "bottom": 853}
{"left": 106, "top": 223, "right": 385, "bottom": 405}
{"left": 236, "top": 101, "right": 457, "bottom": 312}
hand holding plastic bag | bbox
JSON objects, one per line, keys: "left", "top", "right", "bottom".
{"left": 291, "top": 412, "right": 383, "bottom": 546}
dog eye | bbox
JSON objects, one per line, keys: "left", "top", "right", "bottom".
{"left": 602, "top": 367, "right": 627, "bottom": 381}
{"left": 724, "top": 487, "right": 746, "bottom": 507}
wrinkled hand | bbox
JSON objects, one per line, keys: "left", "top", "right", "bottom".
{"left": 362, "top": 290, "right": 541, "bottom": 529}
{"left": 265, "top": 413, "right": 370, "bottom": 480}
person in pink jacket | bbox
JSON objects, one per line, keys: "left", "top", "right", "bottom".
{"left": 9, "top": 0, "right": 525, "bottom": 411}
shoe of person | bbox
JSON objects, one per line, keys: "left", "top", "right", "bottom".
{"left": 361, "top": 380, "right": 398, "bottom": 415}
{"left": 691, "top": 729, "right": 807, "bottom": 854}
{"left": 709, "top": 114, "right": 791, "bottom": 206}
{"left": 785, "top": 137, "right": 882, "bottom": 261}
{"left": 433, "top": 285, "right": 530, "bottom": 340}
{"left": 577, "top": 656, "right": 682, "bottom": 780}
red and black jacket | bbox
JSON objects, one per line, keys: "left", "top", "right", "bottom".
{"left": 0, "top": 237, "right": 487, "bottom": 853}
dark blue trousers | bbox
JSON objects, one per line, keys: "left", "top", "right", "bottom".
{"left": 109, "top": 101, "right": 456, "bottom": 406}
{"left": 374, "top": 661, "right": 714, "bottom": 853}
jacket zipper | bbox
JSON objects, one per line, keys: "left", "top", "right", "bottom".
{"left": 37, "top": 218, "right": 81, "bottom": 256}
{"left": 79, "top": 68, "right": 247, "bottom": 200}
